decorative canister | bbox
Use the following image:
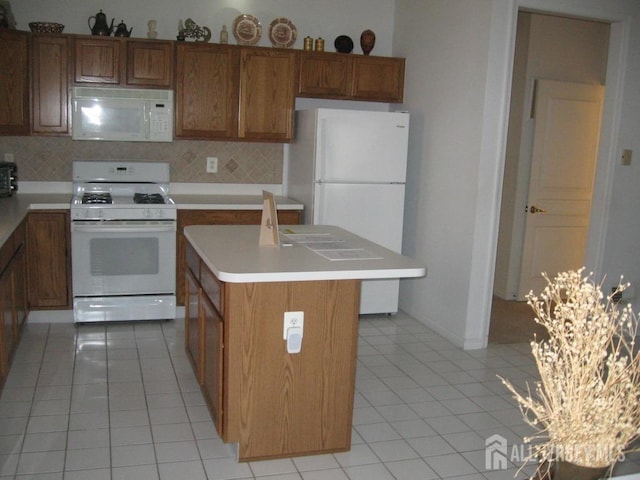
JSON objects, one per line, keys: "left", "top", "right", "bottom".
{"left": 303, "top": 36, "right": 313, "bottom": 51}
{"left": 314, "top": 37, "right": 324, "bottom": 52}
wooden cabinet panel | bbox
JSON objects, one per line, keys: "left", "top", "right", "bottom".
{"left": 0, "top": 29, "right": 29, "bottom": 135}
{"left": 31, "top": 34, "right": 70, "bottom": 134}
{"left": 239, "top": 48, "right": 296, "bottom": 141}
{"left": 351, "top": 56, "right": 405, "bottom": 103}
{"left": 0, "top": 266, "right": 13, "bottom": 382}
{"left": 201, "top": 291, "right": 224, "bottom": 436}
{"left": 74, "top": 37, "right": 121, "bottom": 84}
{"left": 26, "top": 211, "right": 71, "bottom": 309}
{"left": 175, "top": 43, "right": 239, "bottom": 139}
{"left": 126, "top": 40, "right": 173, "bottom": 87}
{"left": 298, "top": 52, "right": 351, "bottom": 98}
{"left": 185, "top": 266, "right": 203, "bottom": 383}
{"left": 176, "top": 209, "right": 301, "bottom": 306}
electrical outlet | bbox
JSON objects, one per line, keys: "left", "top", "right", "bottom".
{"left": 206, "top": 157, "right": 218, "bottom": 173}
{"left": 283, "top": 311, "right": 304, "bottom": 339}
{"left": 4, "top": 153, "right": 14, "bottom": 162}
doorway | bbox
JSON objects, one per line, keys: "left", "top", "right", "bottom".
{"left": 490, "top": 11, "right": 610, "bottom": 343}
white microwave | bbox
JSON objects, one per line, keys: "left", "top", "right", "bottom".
{"left": 72, "top": 87, "right": 173, "bottom": 142}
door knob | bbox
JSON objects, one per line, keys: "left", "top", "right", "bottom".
{"left": 529, "top": 205, "right": 547, "bottom": 214}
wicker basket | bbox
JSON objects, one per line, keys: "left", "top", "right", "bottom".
{"left": 28, "top": 22, "right": 65, "bottom": 34}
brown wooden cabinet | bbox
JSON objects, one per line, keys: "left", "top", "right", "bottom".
{"left": 298, "top": 51, "right": 405, "bottom": 103}
{"left": 184, "top": 242, "right": 225, "bottom": 437}
{"left": 0, "top": 29, "right": 30, "bottom": 135}
{"left": 175, "top": 44, "right": 296, "bottom": 141}
{"left": 31, "top": 34, "right": 70, "bottom": 134}
{"left": 175, "top": 43, "right": 239, "bottom": 139}
{"left": 26, "top": 211, "right": 71, "bottom": 309}
{"left": 74, "top": 36, "right": 174, "bottom": 87}
{"left": 0, "top": 219, "right": 28, "bottom": 386}
{"left": 238, "top": 47, "right": 297, "bottom": 141}
{"left": 176, "top": 209, "right": 301, "bottom": 306}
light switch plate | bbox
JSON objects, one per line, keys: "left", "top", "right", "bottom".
{"left": 622, "top": 149, "right": 632, "bottom": 166}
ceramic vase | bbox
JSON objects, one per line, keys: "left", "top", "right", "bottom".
{"left": 552, "top": 461, "right": 609, "bottom": 480}
{"left": 360, "top": 29, "right": 375, "bottom": 55}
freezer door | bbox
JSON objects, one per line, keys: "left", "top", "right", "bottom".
{"left": 316, "top": 109, "right": 409, "bottom": 183}
{"left": 315, "top": 182, "right": 405, "bottom": 314}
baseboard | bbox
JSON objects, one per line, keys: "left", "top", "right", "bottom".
{"left": 27, "top": 306, "right": 186, "bottom": 324}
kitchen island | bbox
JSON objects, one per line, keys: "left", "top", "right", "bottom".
{"left": 184, "top": 224, "right": 425, "bottom": 461}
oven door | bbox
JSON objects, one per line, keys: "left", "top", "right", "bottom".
{"left": 72, "top": 220, "right": 176, "bottom": 296}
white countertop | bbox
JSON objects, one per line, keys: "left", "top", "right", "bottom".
{"left": 171, "top": 194, "right": 303, "bottom": 210}
{"left": 184, "top": 224, "right": 426, "bottom": 283}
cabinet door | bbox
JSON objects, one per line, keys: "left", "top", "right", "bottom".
{"left": 185, "top": 267, "right": 203, "bottom": 383}
{"left": 298, "top": 52, "right": 351, "bottom": 98}
{"left": 74, "top": 37, "right": 122, "bottom": 84}
{"left": 31, "top": 34, "right": 70, "bottom": 134}
{"left": 350, "top": 56, "right": 405, "bottom": 103}
{"left": 0, "top": 29, "right": 29, "bottom": 135}
{"left": 26, "top": 211, "right": 71, "bottom": 309}
{"left": 175, "top": 43, "right": 239, "bottom": 139}
{"left": 126, "top": 40, "right": 173, "bottom": 87}
{"left": 0, "top": 266, "right": 14, "bottom": 381}
{"left": 238, "top": 48, "right": 296, "bottom": 141}
{"left": 201, "top": 291, "right": 224, "bottom": 436}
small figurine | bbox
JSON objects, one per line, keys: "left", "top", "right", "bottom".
{"left": 183, "top": 18, "right": 211, "bottom": 42}
{"left": 220, "top": 25, "right": 228, "bottom": 44}
{"left": 147, "top": 19, "right": 157, "bottom": 39}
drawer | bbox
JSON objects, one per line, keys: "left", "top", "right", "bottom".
{"left": 201, "top": 263, "right": 223, "bottom": 315}
{"left": 185, "top": 242, "right": 200, "bottom": 278}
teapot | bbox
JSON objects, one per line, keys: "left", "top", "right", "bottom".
{"left": 88, "top": 9, "right": 114, "bottom": 36}
{"left": 114, "top": 20, "right": 132, "bottom": 37}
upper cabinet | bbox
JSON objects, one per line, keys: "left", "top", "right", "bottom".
{"left": 298, "top": 52, "right": 405, "bottom": 103}
{"left": 175, "top": 44, "right": 296, "bottom": 142}
{"left": 238, "top": 48, "right": 297, "bottom": 142}
{"left": 74, "top": 36, "right": 174, "bottom": 88}
{"left": 175, "top": 43, "right": 239, "bottom": 139}
{"left": 31, "top": 34, "right": 71, "bottom": 134}
{"left": 0, "top": 30, "right": 29, "bottom": 135}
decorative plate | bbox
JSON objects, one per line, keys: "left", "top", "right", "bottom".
{"left": 268, "top": 18, "right": 297, "bottom": 48}
{"left": 232, "top": 14, "right": 262, "bottom": 46}
{"left": 334, "top": 35, "right": 353, "bottom": 53}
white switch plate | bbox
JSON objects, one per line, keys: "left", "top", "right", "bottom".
{"left": 206, "top": 157, "right": 218, "bottom": 173}
{"left": 283, "top": 311, "right": 304, "bottom": 339}
{"left": 4, "top": 153, "right": 14, "bottom": 162}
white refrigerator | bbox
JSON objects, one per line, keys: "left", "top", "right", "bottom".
{"left": 287, "top": 108, "right": 410, "bottom": 314}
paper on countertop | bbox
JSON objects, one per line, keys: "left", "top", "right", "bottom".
{"left": 280, "top": 229, "right": 383, "bottom": 261}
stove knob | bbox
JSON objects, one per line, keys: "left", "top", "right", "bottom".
{"left": 156, "top": 209, "right": 164, "bottom": 219}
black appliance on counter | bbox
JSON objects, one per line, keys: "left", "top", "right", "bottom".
{"left": 0, "top": 162, "right": 17, "bottom": 197}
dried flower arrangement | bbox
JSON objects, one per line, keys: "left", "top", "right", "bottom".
{"left": 500, "top": 268, "right": 640, "bottom": 479}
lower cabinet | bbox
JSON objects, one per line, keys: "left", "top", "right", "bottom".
{"left": 0, "top": 219, "right": 28, "bottom": 386}
{"left": 185, "top": 242, "right": 225, "bottom": 437}
{"left": 26, "top": 211, "right": 71, "bottom": 309}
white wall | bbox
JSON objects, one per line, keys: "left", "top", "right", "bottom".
{"left": 12, "top": 0, "right": 395, "bottom": 56}
{"left": 394, "top": 0, "right": 494, "bottom": 348}
{"left": 395, "top": 0, "right": 640, "bottom": 348}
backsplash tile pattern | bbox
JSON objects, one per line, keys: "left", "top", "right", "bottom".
{"left": 0, "top": 137, "right": 283, "bottom": 183}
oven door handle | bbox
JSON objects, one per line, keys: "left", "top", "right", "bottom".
{"left": 72, "top": 223, "right": 176, "bottom": 234}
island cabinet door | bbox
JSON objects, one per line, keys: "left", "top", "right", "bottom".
{"left": 200, "top": 291, "right": 224, "bottom": 437}
{"left": 224, "top": 279, "right": 361, "bottom": 460}
{"left": 185, "top": 268, "right": 203, "bottom": 384}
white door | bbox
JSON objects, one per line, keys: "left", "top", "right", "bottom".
{"left": 316, "top": 109, "right": 409, "bottom": 183}
{"left": 517, "top": 79, "right": 604, "bottom": 299}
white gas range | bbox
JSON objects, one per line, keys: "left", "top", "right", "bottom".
{"left": 70, "top": 161, "right": 177, "bottom": 323}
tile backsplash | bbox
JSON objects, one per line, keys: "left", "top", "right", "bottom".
{"left": 0, "top": 137, "right": 283, "bottom": 184}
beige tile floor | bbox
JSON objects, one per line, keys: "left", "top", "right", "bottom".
{"left": 0, "top": 313, "right": 638, "bottom": 480}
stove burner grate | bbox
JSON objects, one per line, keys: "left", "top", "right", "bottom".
{"left": 82, "top": 193, "right": 112, "bottom": 204}
{"left": 134, "top": 193, "right": 166, "bottom": 204}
